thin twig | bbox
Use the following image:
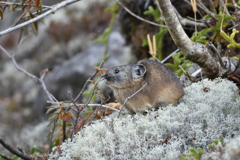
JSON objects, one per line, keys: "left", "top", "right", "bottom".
{"left": 0, "top": 154, "right": 12, "bottom": 160}
{"left": 161, "top": 49, "right": 180, "bottom": 63}
{"left": 87, "top": 98, "right": 108, "bottom": 125}
{"left": 0, "top": 45, "right": 11, "bottom": 58}
{"left": 13, "top": 1, "right": 37, "bottom": 27}
{"left": 118, "top": 82, "right": 148, "bottom": 118}
{"left": 23, "top": 8, "right": 50, "bottom": 19}
{"left": 228, "top": 22, "right": 240, "bottom": 30}
{"left": 68, "top": 92, "right": 79, "bottom": 112}
{"left": 232, "top": 0, "right": 240, "bottom": 10}
{"left": 195, "top": 0, "right": 217, "bottom": 21}
{"left": 115, "top": 0, "right": 166, "bottom": 28}
{"left": 71, "top": 75, "right": 104, "bottom": 139}
{"left": 0, "top": 137, "right": 33, "bottom": 160}
{"left": 48, "top": 117, "right": 57, "bottom": 154}
{"left": 0, "top": 45, "right": 54, "bottom": 101}
{"left": 47, "top": 101, "right": 120, "bottom": 112}
{"left": 74, "top": 61, "right": 104, "bottom": 102}
{"left": 186, "top": 16, "right": 204, "bottom": 22}
{"left": 191, "top": 68, "right": 202, "bottom": 79}
{"left": 209, "top": 0, "right": 217, "bottom": 15}
{"left": 219, "top": 0, "right": 230, "bottom": 16}
{"left": 159, "top": 9, "right": 206, "bottom": 27}
{"left": 68, "top": 91, "right": 80, "bottom": 140}
{"left": 178, "top": 65, "right": 193, "bottom": 81}
{"left": 208, "top": 42, "right": 225, "bottom": 68}
{"left": 0, "top": 1, "right": 52, "bottom": 9}
{"left": 0, "top": 0, "right": 81, "bottom": 36}
{"left": 172, "top": 3, "right": 207, "bottom": 28}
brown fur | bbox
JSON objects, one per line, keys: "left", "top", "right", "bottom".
{"left": 104, "top": 59, "right": 184, "bottom": 114}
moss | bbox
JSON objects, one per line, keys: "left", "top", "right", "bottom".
{"left": 49, "top": 78, "right": 240, "bottom": 160}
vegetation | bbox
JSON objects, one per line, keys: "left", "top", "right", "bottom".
{"left": 0, "top": 0, "right": 240, "bottom": 159}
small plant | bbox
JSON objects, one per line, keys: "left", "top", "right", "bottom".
{"left": 165, "top": 51, "right": 192, "bottom": 76}
{"left": 182, "top": 147, "right": 203, "bottom": 160}
{"left": 182, "top": 138, "right": 224, "bottom": 160}
{"left": 46, "top": 66, "right": 108, "bottom": 152}
{"left": 191, "top": 7, "right": 236, "bottom": 44}
{"left": 143, "top": 5, "right": 168, "bottom": 60}
{"left": 220, "top": 28, "right": 240, "bottom": 48}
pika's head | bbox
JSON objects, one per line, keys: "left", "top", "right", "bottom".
{"left": 104, "top": 64, "right": 146, "bottom": 89}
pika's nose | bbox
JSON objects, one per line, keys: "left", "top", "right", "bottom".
{"left": 104, "top": 74, "right": 111, "bottom": 81}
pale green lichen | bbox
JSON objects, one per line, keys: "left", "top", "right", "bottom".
{"left": 49, "top": 78, "right": 240, "bottom": 160}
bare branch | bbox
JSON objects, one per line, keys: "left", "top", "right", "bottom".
{"left": 219, "top": 0, "right": 230, "bottom": 16}
{"left": 0, "top": 45, "right": 54, "bottom": 101}
{"left": 178, "top": 65, "right": 193, "bottom": 81}
{"left": 0, "top": 137, "right": 33, "bottom": 160}
{"left": 195, "top": 0, "right": 217, "bottom": 21}
{"left": 161, "top": 49, "right": 179, "bottom": 63}
{"left": 228, "top": 22, "right": 240, "bottom": 30}
{"left": 191, "top": 68, "right": 202, "bottom": 78}
{"left": 232, "top": 0, "right": 240, "bottom": 10}
{"left": 209, "top": 0, "right": 217, "bottom": 15}
{"left": 208, "top": 42, "right": 225, "bottom": 68}
{"left": 0, "top": 0, "right": 82, "bottom": 36}
{"left": 47, "top": 101, "right": 120, "bottom": 112}
{"left": 115, "top": 0, "right": 166, "bottom": 28}
{"left": 81, "top": 104, "right": 120, "bottom": 112}
{"left": 0, "top": 154, "right": 12, "bottom": 160}
{"left": 70, "top": 74, "right": 106, "bottom": 139}
{"left": 0, "top": 45, "right": 11, "bottom": 58}
{"left": 170, "top": 4, "right": 207, "bottom": 28}
{"left": 180, "top": 18, "right": 207, "bottom": 28}
{"left": 118, "top": 82, "right": 148, "bottom": 117}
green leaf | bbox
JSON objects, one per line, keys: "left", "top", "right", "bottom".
{"left": 142, "top": 40, "right": 148, "bottom": 47}
{"left": 105, "top": 2, "right": 119, "bottom": 13}
{"left": 12, "top": 155, "right": 20, "bottom": 160}
{"left": 46, "top": 107, "right": 58, "bottom": 114}
{"left": 99, "top": 93, "right": 106, "bottom": 99}
{"left": 212, "top": 140, "right": 219, "bottom": 145}
{"left": 144, "top": 5, "right": 161, "bottom": 21}
{"left": 208, "top": 144, "right": 213, "bottom": 150}
{"left": 31, "top": 147, "right": 44, "bottom": 154}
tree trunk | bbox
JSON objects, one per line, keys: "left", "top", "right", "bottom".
{"left": 157, "top": 0, "right": 219, "bottom": 79}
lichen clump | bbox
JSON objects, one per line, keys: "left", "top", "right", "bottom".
{"left": 49, "top": 78, "right": 240, "bottom": 160}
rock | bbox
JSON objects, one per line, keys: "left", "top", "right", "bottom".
{"left": 34, "top": 31, "right": 135, "bottom": 117}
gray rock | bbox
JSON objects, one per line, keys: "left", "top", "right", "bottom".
{"left": 34, "top": 31, "right": 135, "bottom": 116}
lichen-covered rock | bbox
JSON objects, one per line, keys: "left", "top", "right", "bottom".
{"left": 49, "top": 78, "right": 240, "bottom": 160}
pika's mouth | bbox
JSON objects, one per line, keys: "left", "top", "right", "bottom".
{"left": 103, "top": 74, "right": 114, "bottom": 84}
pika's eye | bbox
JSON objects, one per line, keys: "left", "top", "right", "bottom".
{"left": 115, "top": 69, "right": 119, "bottom": 74}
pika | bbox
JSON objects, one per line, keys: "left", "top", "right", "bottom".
{"left": 104, "top": 59, "right": 184, "bottom": 114}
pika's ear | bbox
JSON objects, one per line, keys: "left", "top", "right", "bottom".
{"left": 132, "top": 64, "right": 146, "bottom": 79}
